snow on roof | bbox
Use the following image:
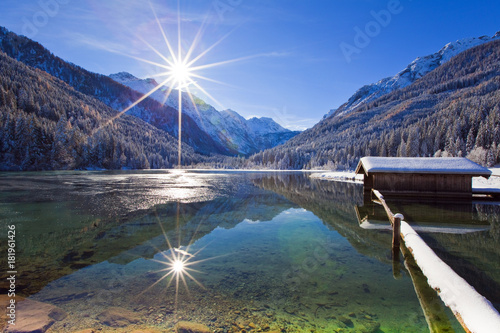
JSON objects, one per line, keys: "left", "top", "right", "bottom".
{"left": 356, "top": 157, "right": 491, "bottom": 177}
{"left": 400, "top": 221, "right": 500, "bottom": 332}
{"left": 359, "top": 220, "right": 489, "bottom": 234}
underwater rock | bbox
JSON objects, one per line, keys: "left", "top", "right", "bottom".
{"left": 358, "top": 319, "right": 381, "bottom": 333}
{"left": 97, "top": 307, "right": 140, "bottom": 327}
{"left": 48, "top": 307, "right": 67, "bottom": 321}
{"left": 0, "top": 295, "right": 11, "bottom": 331}
{"left": 338, "top": 315, "right": 354, "bottom": 327}
{"left": 175, "top": 321, "right": 211, "bottom": 333}
{"left": 2, "top": 296, "right": 67, "bottom": 333}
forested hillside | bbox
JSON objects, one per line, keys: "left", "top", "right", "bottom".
{"left": 0, "top": 27, "right": 227, "bottom": 156}
{"left": 0, "top": 51, "right": 205, "bottom": 171}
{"left": 246, "top": 39, "right": 500, "bottom": 170}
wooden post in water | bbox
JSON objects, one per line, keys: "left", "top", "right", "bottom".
{"left": 392, "top": 213, "right": 403, "bottom": 278}
{"left": 392, "top": 213, "right": 403, "bottom": 250}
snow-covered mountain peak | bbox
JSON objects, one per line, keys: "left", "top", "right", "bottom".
{"left": 144, "top": 78, "right": 158, "bottom": 86}
{"left": 326, "top": 32, "right": 500, "bottom": 119}
{"left": 109, "top": 71, "right": 142, "bottom": 83}
{"left": 108, "top": 73, "right": 298, "bottom": 155}
{"left": 221, "top": 109, "right": 243, "bottom": 119}
{"left": 437, "top": 34, "right": 499, "bottom": 63}
{"left": 247, "top": 117, "right": 287, "bottom": 135}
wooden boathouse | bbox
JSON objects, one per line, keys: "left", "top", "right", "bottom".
{"left": 355, "top": 157, "right": 492, "bottom": 197}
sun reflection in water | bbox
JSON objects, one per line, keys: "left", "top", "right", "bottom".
{"left": 141, "top": 201, "right": 226, "bottom": 311}
{"left": 153, "top": 245, "right": 204, "bottom": 291}
{"left": 145, "top": 243, "right": 220, "bottom": 311}
{"left": 172, "top": 259, "right": 185, "bottom": 273}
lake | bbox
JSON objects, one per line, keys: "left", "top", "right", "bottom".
{"left": 0, "top": 170, "right": 499, "bottom": 332}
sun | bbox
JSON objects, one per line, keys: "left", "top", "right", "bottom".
{"left": 170, "top": 60, "right": 191, "bottom": 88}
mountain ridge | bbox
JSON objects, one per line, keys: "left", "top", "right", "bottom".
{"left": 326, "top": 31, "right": 500, "bottom": 119}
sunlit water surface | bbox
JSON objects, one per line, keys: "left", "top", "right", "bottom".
{"left": 1, "top": 170, "right": 499, "bottom": 332}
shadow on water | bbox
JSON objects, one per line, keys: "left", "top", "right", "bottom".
{"left": 254, "top": 173, "right": 500, "bottom": 310}
{"left": 353, "top": 193, "right": 500, "bottom": 310}
{"left": 252, "top": 173, "right": 396, "bottom": 264}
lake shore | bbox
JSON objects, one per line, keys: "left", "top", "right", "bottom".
{"left": 310, "top": 167, "right": 500, "bottom": 190}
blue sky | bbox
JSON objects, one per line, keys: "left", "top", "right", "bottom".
{"left": 1, "top": 0, "right": 499, "bottom": 130}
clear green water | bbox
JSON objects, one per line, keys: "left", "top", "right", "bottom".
{"left": 0, "top": 170, "right": 498, "bottom": 332}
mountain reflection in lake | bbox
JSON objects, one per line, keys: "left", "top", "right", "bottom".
{"left": 2, "top": 170, "right": 496, "bottom": 332}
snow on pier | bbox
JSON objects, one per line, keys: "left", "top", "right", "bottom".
{"left": 401, "top": 221, "right": 500, "bottom": 333}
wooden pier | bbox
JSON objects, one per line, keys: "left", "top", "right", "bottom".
{"left": 371, "top": 189, "right": 500, "bottom": 333}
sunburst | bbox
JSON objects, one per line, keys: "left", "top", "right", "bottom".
{"left": 149, "top": 245, "right": 206, "bottom": 299}
{"left": 119, "top": 1, "right": 232, "bottom": 168}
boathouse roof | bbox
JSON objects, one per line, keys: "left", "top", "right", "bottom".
{"left": 355, "top": 157, "right": 491, "bottom": 177}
